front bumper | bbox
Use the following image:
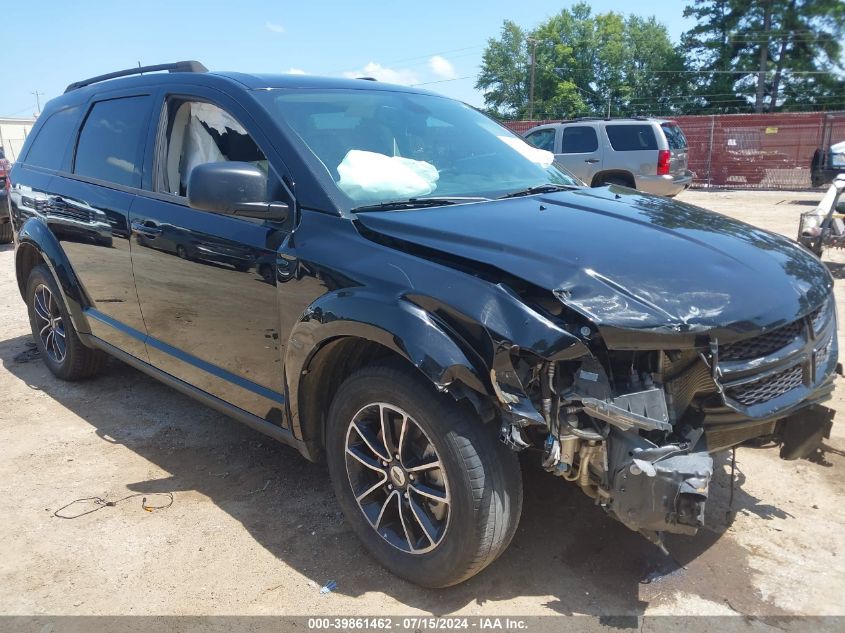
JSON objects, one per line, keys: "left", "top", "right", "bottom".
{"left": 636, "top": 170, "right": 694, "bottom": 197}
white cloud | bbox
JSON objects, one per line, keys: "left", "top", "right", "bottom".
{"left": 428, "top": 55, "right": 457, "bottom": 80}
{"left": 265, "top": 21, "right": 285, "bottom": 33}
{"left": 286, "top": 68, "right": 307, "bottom": 75}
{"left": 342, "top": 62, "right": 419, "bottom": 85}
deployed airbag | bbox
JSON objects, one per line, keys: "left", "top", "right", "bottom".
{"left": 337, "top": 150, "right": 439, "bottom": 200}
{"left": 497, "top": 135, "right": 554, "bottom": 167}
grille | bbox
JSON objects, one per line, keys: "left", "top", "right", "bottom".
{"left": 47, "top": 207, "right": 93, "bottom": 223}
{"left": 815, "top": 341, "right": 832, "bottom": 377}
{"left": 720, "top": 320, "right": 803, "bottom": 361}
{"left": 811, "top": 300, "right": 832, "bottom": 334}
{"left": 725, "top": 364, "right": 804, "bottom": 407}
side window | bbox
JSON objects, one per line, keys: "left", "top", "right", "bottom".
{"left": 661, "top": 123, "right": 688, "bottom": 150}
{"left": 159, "top": 99, "right": 267, "bottom": 197}
{"left": 23, "top": 106, "right": 81, "bottom": 171}
{"left": 560, "top": 126, "right": 598, "bottom": 154}
{"left": 605, "top": 124, "right": 658, "bottom": 151}
{"left": 525, "top": 129, "right": 555, "bottom": 152}
{"left": 74, "top": 96, "right": 152, "bottom": 188}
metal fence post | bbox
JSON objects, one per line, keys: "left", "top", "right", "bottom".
{"left": 706, "top": 115, "right": 715, "bottom": 188}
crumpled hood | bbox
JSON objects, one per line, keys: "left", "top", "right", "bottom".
{"left": 355, "top": 187, "right": 832, "bottom": 340}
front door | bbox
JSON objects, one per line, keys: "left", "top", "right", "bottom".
{"left": 130, "top": 92, "right": 293, "bottom": 422}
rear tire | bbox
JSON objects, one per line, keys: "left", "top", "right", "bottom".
{"left": 0, "top": 221, "right": 12, "bottom": 244}
{"left": 326, "top": 364, "right": 522, "bottom": 587}
{"left": 25, "top": 265, "right": 104, "bottom": 380}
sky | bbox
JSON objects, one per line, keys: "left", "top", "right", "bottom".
{"left": 2, "top": 1, "right": 695, "bottom": 119}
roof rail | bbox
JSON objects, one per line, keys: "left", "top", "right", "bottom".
{"left": 356, "top": 77, "right": 378, "bottom": 81}
{"left": 64, "top": 60, "right": 208, "bottom": 93}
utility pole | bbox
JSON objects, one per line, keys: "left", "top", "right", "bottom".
{"left": 527, "top": 38, "right": 538, "bottom": 121}
{"left": 31, "top": 90, "right": 44, "bottom": 116}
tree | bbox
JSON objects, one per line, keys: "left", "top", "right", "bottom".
{"left": 682, "top": 0, "right": 845, "bottom": 113}
{"left": 475, "top": 21, "right": 531, "bottom": 119}
{"left": 682, "top": 0, "right": 753, "bottom": 113}
{"left": 476, "top": 3, "right": 689, "bottom": 120}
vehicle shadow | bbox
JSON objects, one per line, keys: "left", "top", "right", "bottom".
{"left": 0, "top": 243, "right": 14, "bottom": 254}
{"left": 0, "top": 333, "right": 785, "bottom": 615}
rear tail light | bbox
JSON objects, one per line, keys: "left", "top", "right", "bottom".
{"left": 657, "top": 150, "right": 671, "bottom": 176}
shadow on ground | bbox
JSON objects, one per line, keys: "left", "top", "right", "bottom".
{"left": 0, "top": 333, "right": 789, "bottom": 615}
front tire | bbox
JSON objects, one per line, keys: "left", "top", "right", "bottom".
{"left": 25, "top": 265, "right": 103, "bottom": 380}
{"left": 326, "top": 364, "right": 522, "bottom": 587}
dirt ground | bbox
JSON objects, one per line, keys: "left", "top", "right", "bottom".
{"left": 0, "top": 189, "right": 844, "bottom": 617}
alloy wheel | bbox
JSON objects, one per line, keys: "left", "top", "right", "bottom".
{"left": 32, "top": 284, "right": 67, "bottom": 364}
{"left": 344, "top": 403, "right": 450, "bottom": 554}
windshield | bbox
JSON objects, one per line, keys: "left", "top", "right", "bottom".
{"left": 254, "top": 89, "right": 581, "bottom": 209}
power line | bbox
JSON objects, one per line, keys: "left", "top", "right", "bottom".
{"left": 411, "top": 75, "right": 476, "bottom": 86}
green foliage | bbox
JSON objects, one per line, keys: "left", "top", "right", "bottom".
{"left": 682, "top": 0, "right": 845, "bottom": 113}
{"left": 476, "top": 0, "right": 845, "bottom": 119}
{"left": 476, "top": 3, "right": 689, "bottom": 119}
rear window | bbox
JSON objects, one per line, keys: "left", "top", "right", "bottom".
{"left": 605, "top": 124, "right": 657, "bottom": 151}
{"left": 23, "top": 106, "right": 81, "bottom": 171}
{"left": 74, "top": 96, "right": 152, "bottom": 188}
{"left": 661, "top": 123, "right": 688, "bottom": 150}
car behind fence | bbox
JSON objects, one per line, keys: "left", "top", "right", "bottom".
{"left": 505, "top": 112, "right": 845, "bottom": 190}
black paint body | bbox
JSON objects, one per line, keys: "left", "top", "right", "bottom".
{"left": 5, "top": 71, "right": 837, "bottom": 464}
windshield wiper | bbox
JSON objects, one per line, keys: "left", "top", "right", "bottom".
{"left": 498, "top": 183, "right": 579, "bottom": 199}
{"left": 351, "top": 196, "right": 491, "bottom": 213}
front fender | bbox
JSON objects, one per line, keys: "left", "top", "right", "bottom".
{"left": 16, "top": 217, "right": 91, "bottom": 334}
{"left": 285, "top": 288, "right": 490, "bottom": 440}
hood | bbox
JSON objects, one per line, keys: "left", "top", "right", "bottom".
{"left": 355, "top": 186, "right": 832, "bottom": 343}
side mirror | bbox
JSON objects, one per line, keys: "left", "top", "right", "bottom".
{"left": 187, "top": 161, "right": 289, "bottom": 221}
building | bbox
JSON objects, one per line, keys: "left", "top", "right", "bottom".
{"left": 0, "top": 117, "right": 37, "bottom": 162}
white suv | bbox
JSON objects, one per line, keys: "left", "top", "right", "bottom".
{"left": 524, "top": 117, "right": 694, "bottom": 197}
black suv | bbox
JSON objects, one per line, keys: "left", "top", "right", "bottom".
{"left": 5, "top": 62, "right": 839, "bottom": 588}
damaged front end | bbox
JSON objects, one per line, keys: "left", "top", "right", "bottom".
{"left": 494, "top": 295, "right": 839, "bottom": 547}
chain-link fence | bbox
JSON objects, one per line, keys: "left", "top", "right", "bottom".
{"left": 503, "top": 112, "right": 845, "bottom": 190}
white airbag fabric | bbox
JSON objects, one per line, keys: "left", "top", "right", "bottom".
{"left": 497, "top": 135, "right": 555, "bottom": 167}
{"left": 337, "top": 150, "right": 439, "bottom": 200}
{"left": 182, "top": 112, "right": 227, "bottom": 179}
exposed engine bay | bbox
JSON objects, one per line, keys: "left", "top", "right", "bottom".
{"left": 494, "top": 297, "right": 839, "bottom": 547}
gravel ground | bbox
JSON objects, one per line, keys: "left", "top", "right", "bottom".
{"left": 0, "top": 189, "right": 843, "bottom": 617}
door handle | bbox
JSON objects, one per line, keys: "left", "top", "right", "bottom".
{"left": 585, "top": 159, "right": 600, "bottom": 164}
{"left": 131, "top": 221, "right": 162, "bottom": 237}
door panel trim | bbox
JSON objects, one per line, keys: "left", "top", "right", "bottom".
{"left": 85, "top": 308, "right": 149, "bottom": 360}
{"left": 144, "top": 333, "right": 286, "bottom": 405}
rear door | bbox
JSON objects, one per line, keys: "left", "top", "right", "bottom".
{"left": 555, "top": 124, "right": 601, "bottom": 184}
{"left": 32, "top": 93, "right": 152, "bottom": 360}
{"left": 604, "top": 123, "right": 658, "bottom": 177}
{"left": 660, "top": 122, "right": 689, "bottom": 176}
{"left": 129, "top": 87, "right": 294, "bottom": 422}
